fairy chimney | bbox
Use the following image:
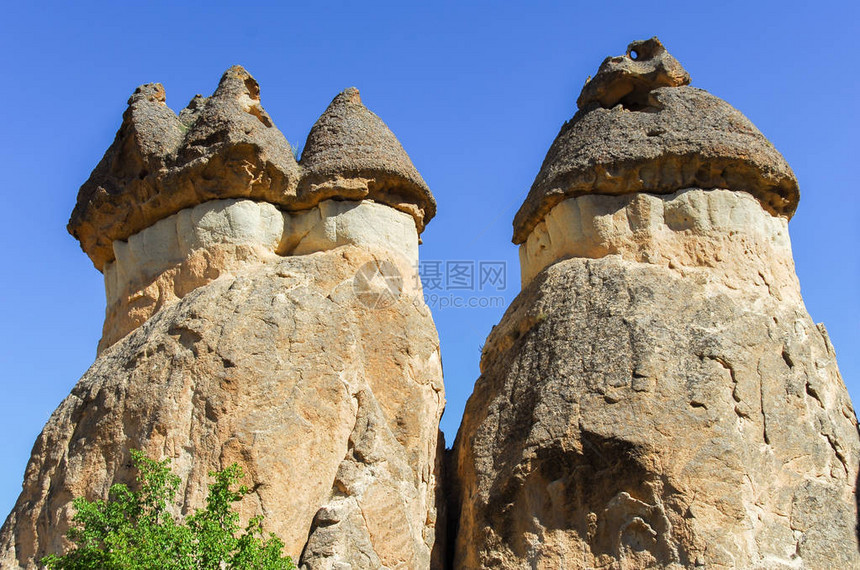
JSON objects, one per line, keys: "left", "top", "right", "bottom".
{"left": 1, "top": 68, "right": 445, "bottom": 569}
{"left": 452, "top": 38, "right": 859, "bottom": 568}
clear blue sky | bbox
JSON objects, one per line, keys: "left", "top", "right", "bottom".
{"left": 1, "top": 1, "right": 857, "bottom": 519}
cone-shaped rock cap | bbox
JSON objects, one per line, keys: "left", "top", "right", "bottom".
{"left": 299, "top": 87, "right": 435, "bottom": 232}
{"left": 69, "top": 66, "right": 299, "bottom": 270}
{"left": 512, "top": 37, "right": 799, "bottom": 245}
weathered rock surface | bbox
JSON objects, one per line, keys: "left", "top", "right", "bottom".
{"left": 513, "top": 41, "right": 798, "bottom": 245}
{"left": 0, "top": 245, "right": 445, "bottom": 569}
{"left": 453, "top": 38, "right": 859, "bottom": 569}
{"left": 299, "top": 87, "right": 436, "bottom": 233}
{"left": 453, "top": 254, "right": 859, "bottom": 568}
{"left": 3, "top": 67, "right": 445, "bottom": 569}
{"left": 69, "top": 69, "right": 432, "bottom": 271}
{"left": 518, "top": 189, "right": 797, "bottom": 293}
{"left": 100, "top": 198, "right": 419, "bottom": 352}
{"left": 68, "top": 66, "right": 301, "bottom": 270}
{"left": 577, "top": 37, "right": 690, "bottom": 110}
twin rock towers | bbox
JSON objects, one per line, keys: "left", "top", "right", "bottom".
{"left": 2, "top": 39, "right": 858, "bottom": 569}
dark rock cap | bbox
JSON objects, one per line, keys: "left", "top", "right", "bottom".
{"left": 69, "top": 66, "right": 300, "bottom": 270}
{"left": 298, "top": 87, "right": 436, "bottom": 233}
{"left": 69, "top": 72, "right": 436, "bottom": 270}
{"left": 513, "top": 37, "right": 799, "bottom": 245}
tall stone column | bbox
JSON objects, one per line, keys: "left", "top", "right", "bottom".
{"left": 452, "top": 38, "right": 859, "bottom": 569}
{"left": 0, "top": 68, "right": 446, "bottom": 569}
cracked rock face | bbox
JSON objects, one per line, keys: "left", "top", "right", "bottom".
{"left": 0, "top": 246, "right": 445, "bottom": 569}
{"left": 453, "top": 39, "right": 859, "bottom": 569}
{"left": 452, "top": 253, "right": 859, "bottom": 568}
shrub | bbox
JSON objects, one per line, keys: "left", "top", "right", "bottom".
{"left": 41, "top": 450, "right": 295, "bottom": 570}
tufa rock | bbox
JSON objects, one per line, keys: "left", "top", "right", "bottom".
{"left": 577, "top": 37, "right": 690, "bottom": 110}
{"left": 67, "top": 81, "right": 186, "bottom": 269}
{"left": 68, "top": 69, "right": 433, "bottom": 271}
{"left": 517, "top": 188, "right": 800, "bottom": 291}
{"left": 4, "top": 68, "right": 445, "bottom": 569}
{"left": 167, "top": 65, "right": 301, "bottom": 211}
{"left": 0, "top": 246, "right": 446, "bottom": 569}
{"left": 453, "top": 39, "right": 859, "bottom": 569}
{"left": 513, "top": 37, "right": 799, "bottom": 245}
{"left": 453, "top": 253, "right": 859, "bottom": 568}
{"left": 96, "top": 197, "right": 421, "bottom": 353}
{"left": 299, "top": 87, "right": 436, "bottom": 233}
{"left": 69, "top": 66, "right": 301, "bottom": 270}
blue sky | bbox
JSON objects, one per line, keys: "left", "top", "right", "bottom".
{"left": 0, "top": 1, "right": 857, "bottom": 519}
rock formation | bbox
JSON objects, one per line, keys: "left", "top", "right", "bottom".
{"left": 0, "top": 68, "right": 445, "bottom": 569}
{"left": 452, "top": 38, "right": 860, "bottom": 568}
{"left": 4, "top": 40, "right": 859, "bottom": 570}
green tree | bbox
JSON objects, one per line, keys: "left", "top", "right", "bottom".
{"left": 41, "top": 450, "right": 295, "bottom": 570}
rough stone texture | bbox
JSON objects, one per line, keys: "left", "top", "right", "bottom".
{"left": 100, "top": 198, "right": 418, "bottom": 352}
{"left": 5, "top": 66, "right": 445, "bottom": 569}
{"left": 68, "top": 70, "right": 432, "bottom": 271}
{"left": 285, "top": 199, "right": 419, "bottom": 266}
{"left": 0, "top": 245, "right": 445, "bottom": 569}
{"left": 299, "top": 87, "right": 436, "bottom": 233}
{"left": 577, "top": 37, "right": 690, "bottom": 110}
{"left": 69, "top": 66, "right": 301, "bottom": 270}
{"left": 452, "top": 253, "right": 859, "bottom": 568}
{"left": 104, "top": 199, "right": 285, "bottom": 307}
{"left": 513, "top": 40, "right": 799, "bottom": 245}
{"left": 453, "top": 38, "right": 859, "bottom": 569}
{"left": 518, "top": 189, "right": 797, "bottom": 293}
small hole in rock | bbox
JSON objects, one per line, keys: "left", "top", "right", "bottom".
{"left": 244, "top": 77, "right": 260, "bottom": 99}
{"left": 630, "top": 49, "right": 639, "bottom": 61}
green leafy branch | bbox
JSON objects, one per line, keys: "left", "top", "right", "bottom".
{"left": 41, "top": 450, "right": 295, "bottom": 570}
